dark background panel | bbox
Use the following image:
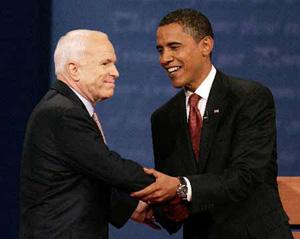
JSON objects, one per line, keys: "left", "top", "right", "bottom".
{"left": 0, "top": 0, "right": 51, "bottom": 237}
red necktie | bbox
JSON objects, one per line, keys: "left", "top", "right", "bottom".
{"left": 188, "top": 94, "right": 202, "bottom": 161}
{"left": 92, "top": 112, "right": 107, "bottom": 144}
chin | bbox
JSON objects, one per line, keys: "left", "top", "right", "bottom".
{"left": 171, "top": 79, "right": 185, "bottom": 89}
{"left": 106, "top": 90, "right": 115, "bottom": 99}
{"left": 98, "top": 91, "right": 114, "bottom": 101}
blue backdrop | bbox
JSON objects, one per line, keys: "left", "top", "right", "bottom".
{"left": 1, "top": 0, "right": 299, "bottom": 238}
{"left": 50, "top": 1, "right": 300, "bottom": 238}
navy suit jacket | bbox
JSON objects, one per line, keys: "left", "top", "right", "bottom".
{"left": 21, "top": 80, "right": 154, "bottom": 239}
{"left": 151, "top": 71, "right": 291, "bottom": 239}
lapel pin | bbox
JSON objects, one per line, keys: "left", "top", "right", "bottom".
{"left": 213, "top": 109, "right": 220, "bottom": 114}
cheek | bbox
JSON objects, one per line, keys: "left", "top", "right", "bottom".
{"left": 179, "top": 52, "right": 192, "bottom": 68}
{"left": 96, "top": 74, "right": 113, "bottom": 94}
{"left": 187, "top": 53, "right": 201, "bottom": 70}
{"left": 91, "top": 73, "right": 105, "bottom": 88}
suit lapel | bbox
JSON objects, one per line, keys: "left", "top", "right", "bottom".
{"left": 198, "top": 71, "right": 229, "bottom": 172}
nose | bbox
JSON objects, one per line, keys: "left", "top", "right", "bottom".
{"left": 160, "top": 49, "right": 173, "bottom": 66}
{"left": 111, "top": 64, "right": 119, "bottom": 79}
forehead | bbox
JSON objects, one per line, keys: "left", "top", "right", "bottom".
{"left": 86, "top": 35, "right": 116, "bottom": 60}
{"left": 157, "top": 23, "right": 191, "bottom": 39}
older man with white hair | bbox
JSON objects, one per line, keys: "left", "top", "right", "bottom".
{"left": 20, "top": 29, "right": 181, "bottom": 239}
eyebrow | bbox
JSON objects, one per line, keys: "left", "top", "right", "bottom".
{"left": 156, "top": 41, "right": 182, "bottom": 49}
{"left": 100, "top": 57, "right": 117, "bottom": 63}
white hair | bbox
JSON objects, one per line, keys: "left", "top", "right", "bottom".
{"left": 54, "top": 29, "right": 107, "bottom": 76}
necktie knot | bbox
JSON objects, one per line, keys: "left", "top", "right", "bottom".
{"left": 188, "top": 94, "right": 201, "bottom": 108}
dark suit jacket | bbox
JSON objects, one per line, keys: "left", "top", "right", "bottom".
{"left": 20, "top": 80, "right": 154, "bottom": 239}
{"left": 151, "top": 71, "right": 292, "bottom": 239}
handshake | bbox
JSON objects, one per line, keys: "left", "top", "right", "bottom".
{"left": 130, "top": 168, "right": 190, "bottom": 230}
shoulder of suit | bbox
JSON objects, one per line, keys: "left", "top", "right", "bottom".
{"left": 32, "top": 88, "right": 88, "bottom": 123}
{"left": 151, "top": 90, "right": 184, "bottom": 119}
{"left": 219, "top": 72, "right": 273, "bottom": 99}
{"left": 43, "top": 89, "right": 80, "bottom": 109}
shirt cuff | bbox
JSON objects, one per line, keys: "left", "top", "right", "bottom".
{"left": 183, "top": 177, "right": 192, "bottom": 201}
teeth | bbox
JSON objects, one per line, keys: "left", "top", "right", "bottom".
{"left": 167, "top": 66, "right": 180, "bottom": 73}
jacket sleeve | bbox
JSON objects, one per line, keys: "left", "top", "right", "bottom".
{"left": 55, "top": 107, "right": 154, "bottom": 193}
{"left": 108, "top": 187, "right": 139, "bottom": 228}
{"left": 151, "top": 113, "right": 183, "bottom": 234}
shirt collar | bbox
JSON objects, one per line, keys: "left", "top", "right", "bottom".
{"left": 69, "top": 87, "right": 94, "bottom": 116}
{"left": 185, "top": 65, "right": 216, "bottom": 100}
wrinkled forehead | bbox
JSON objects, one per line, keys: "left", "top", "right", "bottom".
{"left": 87, "top": 34, "right": 114, "bottom": 52}
{"left": 84, "top": 34, "right": 116, "bottom": 60}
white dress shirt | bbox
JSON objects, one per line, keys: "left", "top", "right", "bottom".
{"left": 185, "top": 65, "right": 216, "bottom": 120}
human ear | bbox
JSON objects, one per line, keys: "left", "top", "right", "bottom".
{"left": 201, "top": 36, "right": 214, "bottom": 57}
{"left": 67, "top": 62, "right": 80, "bottom": 82}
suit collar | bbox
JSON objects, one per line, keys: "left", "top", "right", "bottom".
{"left": 70, "top": 87, "right": 94, "bottom": 116}
{"left": 50, "top": 80, "right": 87, "bottom": 111}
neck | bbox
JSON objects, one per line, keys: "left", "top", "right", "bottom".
{"left": 57, "top": 73, "right": 96, "bottom": 106}
{"left": 186, "top": 63, "right": 212, "bottom": 92}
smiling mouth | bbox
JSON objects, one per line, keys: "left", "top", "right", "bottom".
{"left": 166, "top": 66, "right": 181, "bottom": 76}
{"left": 104, "top": 79, "right": 115, "bottom": 85}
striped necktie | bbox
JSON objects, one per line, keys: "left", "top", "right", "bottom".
{"left": 188, "top": 93, "right": 202, "bottom": 161}
{"left": 92, "top": 112, "right": 107, "bottom": 144}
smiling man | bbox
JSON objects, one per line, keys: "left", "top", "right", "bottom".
{"left": 20, "top": 29, "right": 180, "bottom": 239}
{"left": 156, "top": 21, "right": 212, "bottom": 92}
{"left": 131, "top": 9, "right": 293, "bottom": 239}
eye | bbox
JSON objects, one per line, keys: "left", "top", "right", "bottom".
{"left": 157, "top": 47, "right": 163, "bottom": 55}
{"left": 167, "top": 42, "right": 182, "bottom": 52}
{"left": 170, "top": 45, "right": 180, "bottom": 51}
{"left": 101, "top": 61, "right": 110, "bottom": 66}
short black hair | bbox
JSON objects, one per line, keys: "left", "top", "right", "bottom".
{"left": 158, "top": 8, "right": 214, "bottom": 42}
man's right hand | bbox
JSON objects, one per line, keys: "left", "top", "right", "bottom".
{"left": 130, "top": 200, "right": 161, "bottom": 230}
{"left": 131, "top": 168, "right": 180, "bottom": 203}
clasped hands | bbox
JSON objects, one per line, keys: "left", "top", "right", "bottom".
{"left": 130, "top": 168, "right": 189, "bottom": 229}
